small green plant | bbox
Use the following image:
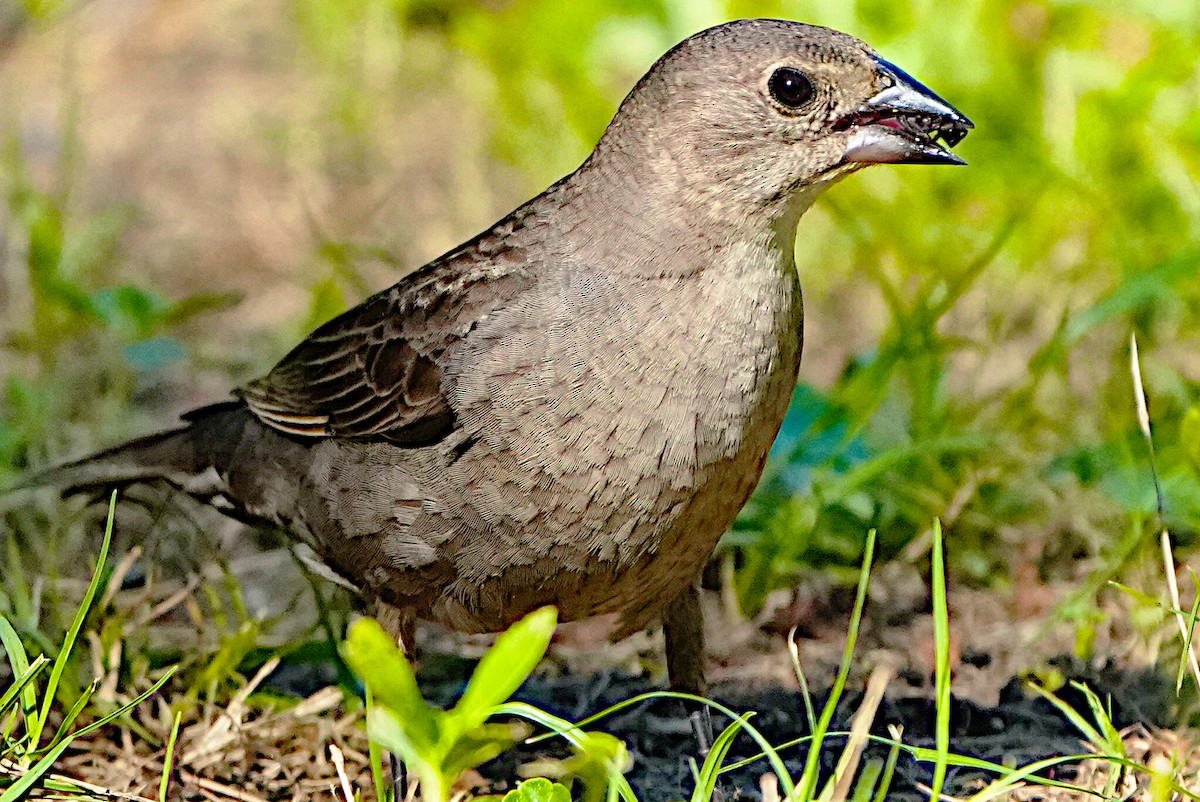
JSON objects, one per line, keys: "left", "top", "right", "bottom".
{"left": 501, "top": 777, "right": 572, "bottom": 802}
{"left": 0, "top": 493, "right": 176, "bottom": 799}
{"left": 344, "top": 605, "right": 631, "bottom": 802}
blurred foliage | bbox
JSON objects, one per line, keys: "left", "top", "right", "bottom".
{"left": 1, "top": 0, "right": 1198, "bottom": 648}
{"left": 0, "top": 125, "right": 239, "bottom": 488}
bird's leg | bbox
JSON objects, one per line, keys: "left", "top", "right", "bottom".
{"left": 373, "top": 599, "right": 418, "bottom": 800}
{"left": 375, "top": 600, "right": 418, "bottom": 657}
{"left": 663, "top": 582, "right": 714, "bottom": 757}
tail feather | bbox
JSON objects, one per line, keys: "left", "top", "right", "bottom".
{"left": 15, "top": 402, "right": 254, "bottom": 497}
{"left": 20, "top": 426, "right": 211, "bottom": 496}
{"left": 11, "top": 402, "right": 310, "bottom": 532}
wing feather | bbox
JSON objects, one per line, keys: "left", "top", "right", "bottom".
{"left": 236, "top": 243, "right": 535, "bottom": 445}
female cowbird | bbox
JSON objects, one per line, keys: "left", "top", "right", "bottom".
{"left": 34, "top": 19, "right": 970, "bottom": 700}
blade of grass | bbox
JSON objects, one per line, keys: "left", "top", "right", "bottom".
{"left": 0, "top": 616, "right": 38, "bottom": 732}
{"left": 731, "top": 732, "right": 1106, "bottom": 801}
{"left": 929, "top": 520, "right": 951, "bottom": 802}
{"left": 365, "top": 687, "right": 393, "bottom": 802}
{"left": 1178, "top": 587, "right": 1200, "bottom": 694}
{"left": 1161, "top": 532, "right": 1200, "bottom": 693}
{"left": 530, "top": 689, "right": 795, "bottom": 798}
{"left": 0, "top": 654, "right": 47, "bottom": 738}
{"left": 1072, "top": 682, "right": 1125, "bottom": 757}
{"left": 496, "top": 700, "right": 640, "bottom": 802}
{"left": 792, "top": 529, "right": 877, "bottom": 802}
{"left": 826, "top": 663, "right": 893, "bottom": 802}
{"left": 1129, "top": 333, "right": 1164, "bottom": 519}
{"left": 44, "top": 678, "right": 99, "bottom": 751}
{"left": 787, "top": 628, "right": 819, "bottom": 735}
{"left": 29, "top": 491, "right": 116, "bottom": 749}
{"left": 1024, "top": 683, "right": 1106, "bottom": 748}
{"left": 848, "top": 760, "right": 883, "bottom": 802}
{"left": 159, "top": 710, "right": 182, "bottom": 802}
{"left": 870, "top": 729, "right": 902, "bottom": 802}
{"left": 1181, "top": 571, "right": 1200, "bottom": 694}
{"left": 690, "top": 714, "right": 756, "bottom": 802}
{"left": 1129, "top": 336, "right": 1200, "bottom": 694}
{"left": 68, "top": 666, "right": 177, "bottom": 742}
{"left": 0, "top": 735, "right": 75, "bottom": 802}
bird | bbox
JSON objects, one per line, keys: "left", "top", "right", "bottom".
{"left": 27, "top": 19, "right": 971, "bottom": 702}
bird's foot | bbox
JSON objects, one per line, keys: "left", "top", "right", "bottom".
{"left": 687, "top": 703, "right": 715, "bottom": 759}
{"left": 681, "top": 701, "right": 727, "bottom": 801}
{"left": 390, "top": 752, "right": 409, "bottom": 800}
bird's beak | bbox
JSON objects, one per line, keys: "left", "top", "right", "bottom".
{"left": 841, "top": 57, "right": 973, "bottom": 166}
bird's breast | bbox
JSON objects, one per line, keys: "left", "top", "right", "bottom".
{"left": 434, "top": 241, "right": 802, "bottom": 625}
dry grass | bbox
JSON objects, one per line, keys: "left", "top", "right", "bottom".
{"left": 1009, "top": 726, "right": 1200, "bottom": 802}
{"left": 20, "top": 683, "right": 379, "bottom": 801}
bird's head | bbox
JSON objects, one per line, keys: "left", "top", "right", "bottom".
{"left": 594, "top": 19, "right": 972, "bottom": 227}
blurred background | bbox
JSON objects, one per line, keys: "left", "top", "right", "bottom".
{"left": 0, "top": 0, "right": 1198, "bottom": 656}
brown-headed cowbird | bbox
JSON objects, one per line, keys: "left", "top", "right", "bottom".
{"left": 33, "top": 19, "right": 970, "bottom": 697}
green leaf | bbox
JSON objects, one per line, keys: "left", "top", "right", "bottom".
{"left": 453, "top": 606, "right": 557, "bottom": 731}
{"left": 1062, "top": 248, "right": 1200, "bottom": 347}
{"left": 191, "top": 620, "right": 261, "bottom": 695}
{"left": 364, "top": 687, "right": 394, "bottom": 802}
{"left": 691, "top": 714, "right": 753, "bottom": 802}
{"left": 1108, "top": 581, "right": 1163, "bottom": 609}
{"left": 870, "top": 739, "right": 902, "bottom": 802}
{"left": 502, "top": 778, "right": 572, "bottom": 802}
{"left": 0, "top": 654, "right": 47, "bottom": 731}
{"left": 442, "top": 721, "right": 526, "bottom": 780}
{"left": 495, "top": 700, "right": 642, "bottom": 802}
{"left": 160, "top": 710, "right": 183, "bottom": 802}
{"left": 930, "top": 520, "right": 952, "bottom": 802}
{"left": 1025, "top": 682, "right": 1107, "bottom": 750}
{"left": 45, "top": 678, "right": 99, "bottom": 751}
{"left": 164, "top": 291, "right": 243, "bottom": 324}
{"left": 342, "top": 617, "right": 437, "bottom": 750}
{"left": 69, "top": 666, "right": 177, "bottom": 742}
{"left": 303, "top": 276, "right": 348, "bottom": 332}
{"left": 1071, "top": 681, "right": 1125, "bottom": 757}
{"left": 0, "top": 615, "right": 38, "bottom": 726}
{"left": 796, "top": 530, "right": 876, "bottom": 802}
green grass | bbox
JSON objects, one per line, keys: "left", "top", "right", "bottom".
{"left": 0, "top": 494, "right": 177, "bottom": 800}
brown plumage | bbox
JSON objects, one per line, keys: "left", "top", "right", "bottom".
{"left": 32, "top": 19, "right": 971, "bottom": 695}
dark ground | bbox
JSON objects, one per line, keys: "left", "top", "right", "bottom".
{"left": 464, "top": 661, "right": 1169, "bottom": 800}
{"left": 261, "top": 644, "right": 1174, "bottom": 801}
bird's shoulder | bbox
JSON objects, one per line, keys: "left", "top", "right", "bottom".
{"left": 236, "top": 203, "right": 545, "bottom": 444}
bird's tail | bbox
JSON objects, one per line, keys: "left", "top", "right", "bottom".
{"left": 14, "top": 402, "right": 246, "bottom": 497}
{"left": 20, "top": 428, "right": 204, "bottom": 495}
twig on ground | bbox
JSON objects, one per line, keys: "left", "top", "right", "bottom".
{"left": 330, "top": 743, "right": 356, "bottom": 802}
{"left": 181, "top": 771, "right": 272, "bottom": 802}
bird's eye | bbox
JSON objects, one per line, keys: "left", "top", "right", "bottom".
{"left": 768, "top": 67, "right": 815, "bottom": 109}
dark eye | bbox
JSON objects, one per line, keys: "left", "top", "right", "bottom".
{"left": 768, "top": 67, "right": 815, "bottom": 109}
